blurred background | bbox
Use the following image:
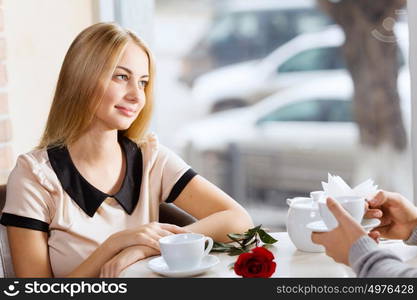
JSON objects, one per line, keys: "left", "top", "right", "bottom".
{"left": 0, "top": 0, "right": 413, "bottom": 231}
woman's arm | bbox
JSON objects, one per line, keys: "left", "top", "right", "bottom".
{"left": 64, "top": 238, "right": 118, "bottom": 277}
{"left": 173, "top": 175, "right": 254, "bottom": 242}
{"left": 7, "top": 226, "right": 117, "bottom": 278}
{"left": 99, "top": 245, "right": 159, "bottom": 277}
{"left": 8, "top": 222, "right": 188, "bottom": 277}
{"left": 67, "top": 222, "right": 187, "bottom": 277}
{"left": 7, "top": 226, "right": 53, "bottom": 277}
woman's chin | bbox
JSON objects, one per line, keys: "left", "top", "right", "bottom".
{"left": 109, "top": 121, "right": 133, "bottom": 131}
{"left": 116, "top": 124, "right": 132, "bottom": 131}
{"left": 95, "top": 117, "right": 135, "bottom": 131}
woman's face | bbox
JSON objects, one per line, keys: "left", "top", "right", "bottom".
{"left": 94, "top": 41, "right": 149, "bottom": 131}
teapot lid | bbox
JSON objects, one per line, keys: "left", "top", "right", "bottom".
{"left": 287, "top": 197, "right": 318, "bottom": 210}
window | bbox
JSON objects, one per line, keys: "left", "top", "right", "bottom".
{"left": 322, "top": 100, "right": 353, "bottom": 122}
{"left": 257, "top": 99, "right": 352, "bottom": 124}
{"left": 208, "top": 15, "right": 235, "bottom": 44}
{"left": 207, "top": 12, "right": 263, "bottom": 64}
{"left": 278, "top": 46, "right": 346, "bottom": 73}
{"left": 235, "top": 13, "right": 260, "bottom": 39}
{"left": 258, "top": 100, "right": 324, "bottom": 123}
{"left": 208, "top": 13, "right": 262, "bottom": 45}
{"left": 293, "top": 10, "right": 333, "bottom": 34}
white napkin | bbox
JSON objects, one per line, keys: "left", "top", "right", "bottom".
{"left": 321, "top": 173, "right": 378, "bottom": 200}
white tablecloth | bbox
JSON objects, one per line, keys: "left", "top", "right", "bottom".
{"left": 119, "top": 232, "right": 417, "bottom": 278}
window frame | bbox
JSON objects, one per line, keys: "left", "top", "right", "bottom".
{"left": 408, "top": 0, "right": 417, "bottom": 204}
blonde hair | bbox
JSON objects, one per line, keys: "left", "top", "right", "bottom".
{"left": 38, "top": 22, "right": 155, "bottom": 149}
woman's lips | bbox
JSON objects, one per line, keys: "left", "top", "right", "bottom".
{"left": 115, "top": 105, "right": 136, "bottom": 117}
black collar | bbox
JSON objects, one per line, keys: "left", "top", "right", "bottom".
{"left": 47, "top": 135, "right": 142, "bottom": 217}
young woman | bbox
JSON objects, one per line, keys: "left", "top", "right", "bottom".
{"left": 0, "top": 22, "right": 253, "bottom": 278}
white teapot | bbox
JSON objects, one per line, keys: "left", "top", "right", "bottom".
{"left": 286, "top": 192, "right": 325, "bottom": 253}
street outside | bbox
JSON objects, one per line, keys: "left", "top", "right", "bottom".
{"left": 153, "top": 3, "right": 290, "bottom": 231}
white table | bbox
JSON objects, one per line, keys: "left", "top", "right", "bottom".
{"left": 119, "top": 232, "right": 417, "bottom": 277}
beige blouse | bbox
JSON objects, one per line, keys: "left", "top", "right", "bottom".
{"left": 0, "top": 133, "right": 197, "bottom": 277}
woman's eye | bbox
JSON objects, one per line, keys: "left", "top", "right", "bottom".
{"left": 139, "top": 80, "right": 148, "bottom": 88}
{"left": 115, "top": 74, "right": 128, "bottom": 81}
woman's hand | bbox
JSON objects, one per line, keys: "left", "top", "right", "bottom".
{"left": 367, "top": 190, "right": 417, "bottom": 240}
{"left": 104, "top": 222, "right": 191, "bottom": 254}
{"left": 311, "top": 197, "right": 367, "bottom": 265}
{"left": 99, "top": 245, "right": 159, "bottom": 278}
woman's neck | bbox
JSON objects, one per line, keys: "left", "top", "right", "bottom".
{"left": 68, "top": 129, "right": 121, "bottom": 166}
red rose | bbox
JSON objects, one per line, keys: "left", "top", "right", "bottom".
{"left": 234, "top": 246, "right": 276, "bottom": 278}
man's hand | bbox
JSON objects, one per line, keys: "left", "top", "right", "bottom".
{"left": 311, "top": 197, "right": 367, "bottom": 265}
{"left": 367, "top": 190, "right": 417, "bottom": 240}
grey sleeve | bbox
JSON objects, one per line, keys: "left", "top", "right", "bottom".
{"left": 349, "top": 236, "right": 417, "bottom": 277}
{"left": 404, "top": 225, "right": 417, "bottom": 246}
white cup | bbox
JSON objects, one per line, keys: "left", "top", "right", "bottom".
{"left": 310, "top": 191, "right": 325, "bottom": 203}
{"left": 318, "top": 196, "right": 365, "bottom": 230}
{"left": 159, "top": 233, "right": 213, "bottom": 271}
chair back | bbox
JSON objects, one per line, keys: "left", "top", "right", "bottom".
{"left": 0, "top": 184, "right": 5, "bottom": 211}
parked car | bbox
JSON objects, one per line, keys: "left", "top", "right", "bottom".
{"left": 175, "top": 72, "right": 410, "bottom": 196}
{"left": 191, "top": 23, "right": 408, "bottom": 116}
{"left": 179, "top": 0, "right": 333, "bottom": 87}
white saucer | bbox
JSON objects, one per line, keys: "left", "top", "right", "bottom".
{"left": 147, "top": 255, "right": 219, "bottom": 277}
{"left": 306, "top": 218, "right": 381, "bottom": 232}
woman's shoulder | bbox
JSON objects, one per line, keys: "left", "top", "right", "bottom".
{"left": 15, "top": 148, "right": 50, "bottom": 168}
{"left": 136, "top": 132, "right": 159, "bottom": 150}
{"left": 136, "top": 132, "right": 175, "bottom": 155}
{"left": 133, "top": 133, "right": 176, "bottom": 165}
{"left": 9, "top": 148, "right": 56, "bottom": 192}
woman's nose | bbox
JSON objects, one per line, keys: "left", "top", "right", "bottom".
{"left": 126, "top": 82, "right": 141, "bottom": 102}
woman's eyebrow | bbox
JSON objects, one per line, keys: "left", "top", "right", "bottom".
{"left": 116, "top": 65, "right": 149, "bottom": 78}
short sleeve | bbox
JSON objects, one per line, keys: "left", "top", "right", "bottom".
{"left": 0, "top": 154, "right": 53, "bottom": 232}
{"left": 156, "top": 144, "right": 197, "bottom": 203}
